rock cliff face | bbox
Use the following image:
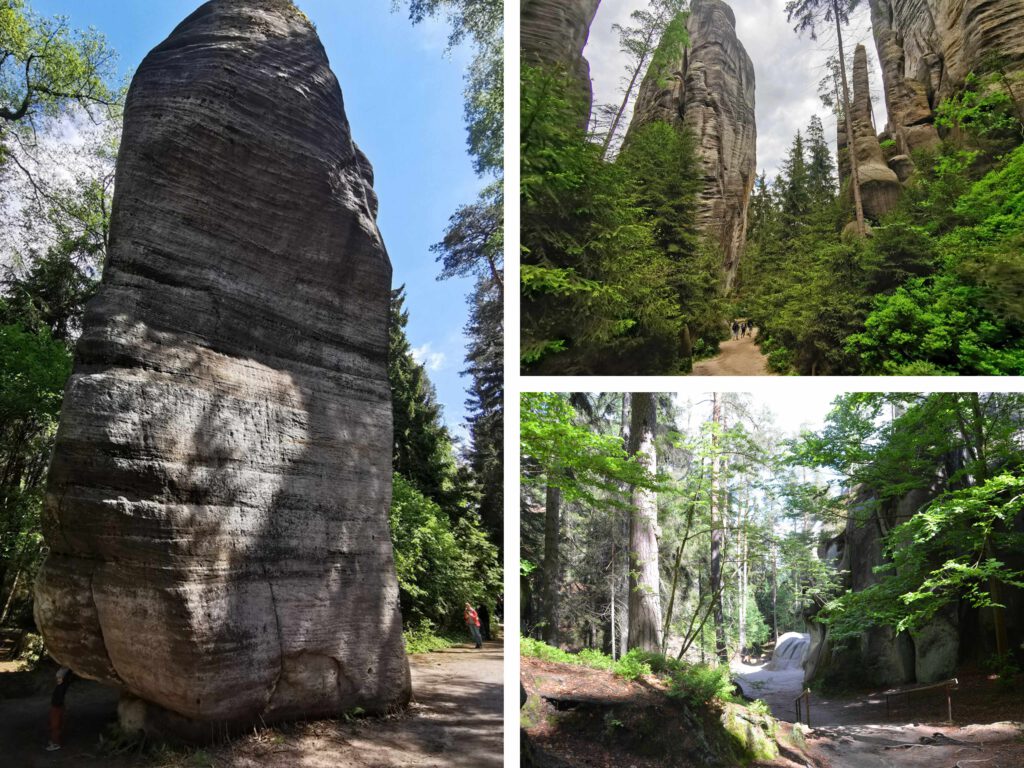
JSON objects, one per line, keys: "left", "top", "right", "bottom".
{"left": 521, "top": 0, "right": 602, "bottom": 121}
{"left": 868, "top": 0, "right": 1024, "bottom": 154}
{"left": 805, "top": 456, "right": 1024, "bottom": 688}
{"left": 34, "top": 0, "right": 410, "bottom": 738}
{"left": 837, "top": 45, "right": 901, "bottom": 220}
{"left": 628, "top": 0, "right": 756, "bottom": 290}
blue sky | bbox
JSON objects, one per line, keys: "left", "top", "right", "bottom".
{"left": 31, "top": 0, "right": 484, "bottom": 435}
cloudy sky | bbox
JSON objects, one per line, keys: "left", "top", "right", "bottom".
{"left": 26, "top": 0, "right": 481, "bottom": 435}
{"left": 585, "top": 0, "right": 885, "bottom": 180}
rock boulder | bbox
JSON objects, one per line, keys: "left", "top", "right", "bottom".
{"left": 34, "top": 0, "right": 410, "bottom": 738}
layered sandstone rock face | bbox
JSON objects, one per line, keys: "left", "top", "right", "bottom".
{"left": 804, "top": 481, "right": 968, "bottom": 688}
{"left": 629, "top": 0, "right": 756, "bottom": 289}
{"left": 868, "top": 0, "right": 1024, "bottom": 154}
{"left": 34, "top": 0, "right": 410, "bottom": 737}
{"left": 521, "top": 0, "right": 602, "bottom": 120}
{"left": 838, "top": 45, "right": 902, "bottom": 220}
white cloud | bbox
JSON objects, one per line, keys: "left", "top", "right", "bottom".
{"left": 584, "top": 0, "right": 886, "bottom": 180}
{"left": 411, "top": 342, "right": 446, "bottom": 372}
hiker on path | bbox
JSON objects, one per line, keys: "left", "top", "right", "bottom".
{"left": 731, "top": 320, "right": 739, "bottom": 340}
{"left": 46, "top": 666, "right": 73, "bottom": 751}
{"left": 464, "top": 602, "right": 483, "bottom": 648}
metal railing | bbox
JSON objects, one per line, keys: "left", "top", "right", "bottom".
{"left": 794, "top": 688, "right": 811, "bottom": 726}
{"left": 884, "top": 677, "right": 958, "bottom": 723}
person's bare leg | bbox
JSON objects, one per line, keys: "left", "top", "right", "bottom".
{"left": 46, "top": 705, "right": 64, "bottom": 750}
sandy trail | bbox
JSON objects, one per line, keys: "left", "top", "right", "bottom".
{"left": 691, "top": 329, "right": 772, "bottom": 376}
{"left": 0, "top": 641, "right": 503, "bottom": 768}
{"left": 733, "top": 660, "right": 1024, "bottom": 768}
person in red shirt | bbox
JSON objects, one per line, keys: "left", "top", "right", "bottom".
{"left": 464, "top": 602, "right": 483, "bottom": 648}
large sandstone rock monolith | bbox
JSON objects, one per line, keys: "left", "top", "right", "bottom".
{"left": 838, "top": 45, "right": 901, "bottom": 221}
{"left": 628, "top": 0, "right": 756, "bottom": 290}
{"left": 521, "top": 0, "right": 602, "bottom": 123}
{"left": 868, "top": 0, "right": 1024, "bottom": 154}
{"left": 34, "top": 0, "right": 410, "bottom": 739}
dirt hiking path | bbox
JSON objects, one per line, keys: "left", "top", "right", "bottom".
{"left": 691, "top": 329, "right": 772, "bottom": 376}
{"left": 0, "top": 641, "right": 503, "bottom": 768}
{"left": 733, "top": 660, "right": 1024, "bottom": 768}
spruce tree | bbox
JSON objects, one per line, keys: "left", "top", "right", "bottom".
{"left": 805, "top": 115, "right": 837, "bottom": 208}
{"left": 388, "top": 286, "right": 461, "bottom": 514}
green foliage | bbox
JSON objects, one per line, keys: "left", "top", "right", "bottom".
{"left": 747, "top": 699, "right": 771, "bottom": 717}
{"left": 402, "top": 620, "right": 461, "bottom": 654}
{"left": 848, "top": 143, "right": 1024, "bottom": 374}
{"left": 399, "top": 0, "right": 502, "bottom": 176}
{"left": 746, "top": 110, "right": 1024, "bottom": 374}
{"left": 1, "top": 0, "right": 118, "bottom": 130}
{"left": 520, "top": 392, "right": 655, "bottom": 506}
{"left": 389, "top": 474, "right": 501, "bottom": 631}
{"left": 796, "top": 394, "right": 1024, "bottom": 641}
{"left": 618, "top": 121, "right": 723, "bottom": 354}
{"left": 520, "top": 638, "right": 652, "bottom": 681}
{"left": 612, "top": 648, "right": 653, "bottom": 680}
{"left": 666, "top": 662, "right": 735, "bottom": 708}
{"left": 521, "top": 64, "right": 688, "bottom": 374}
{"left": 0, "top": 321, "right": 71, "bottom": 620}
{"left": 388, "top": 286, "right": 464, "bottom": 512}
{"left": 935, "top": 71, "right": 1023, "bottom": 147}
{"left": 520, "top": 635, "right": 577, "bottom": 663}
{"left": 646, "top": 12, "right": 689, "bottom": 89}
{"left": 0, "top": 321, "right": 71, "bottom": 422}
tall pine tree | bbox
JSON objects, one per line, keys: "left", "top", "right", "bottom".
{"left": 388, "top": 286, "right": 462, "bottom": 514}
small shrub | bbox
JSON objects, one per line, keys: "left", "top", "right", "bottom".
{"left": 520, "top": 636, "right": 576, "bottom": 664}
{"left": 666, "top": 663, "right": 735, "bottom": 707}
{"left": 613, "top": 648, "right": 653, "bottom": 680}
{"left": 767, "top": 347, "right": 794, "bottom": 374}
{"left": 747, "top": 698, "right": 771, "bottom": 717}
{"left": 577, "top": 648, "right": 615, "bottom": 670}
{"left": 403, "top": 620, "right": 460, "bottom": 654}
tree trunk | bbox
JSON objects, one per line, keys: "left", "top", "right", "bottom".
{"left": 710, "top": 394, "right": 728, "bottom": 664}
{"left": 627, "top": 392, "right": 663, "bottom": 652}
{"left": 771, "top": 535, "right": 779, "bottom": 644}
{"left": 833, "top": 0, "right": 866, "bottom": 235}
{"left": 738, "top": 496, "right": 748, "bottom": 655}
{"left": 541, "top": 483, "right": 562, "bottom": 644}
{"left": 1, "top": 567, "right": 22, "bottom": 626}
{"left": 600, "top": 19, "right": 662, "bottom": 159}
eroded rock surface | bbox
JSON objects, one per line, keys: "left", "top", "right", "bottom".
{"left": 839, "top": 44, "right": 901, "bottom": 221}
{"left": 34, "top": 0, "right": 410, "bottom": 737}
{"left": 521, "top": 0, "right": 602, "bottom": 121}
{"left": 628, "top": 0, "right": 756, "bottom": 289}
{"left": 868, "top": 0, "right": 1024, "bottom": 154}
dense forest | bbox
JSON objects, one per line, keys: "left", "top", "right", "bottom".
{"left": 520, "top": 0, "right": 1024, "bottom": 375}
{"left": 521, "top": 391, "right": 1024, "bottom": 672}
{"left": 0, "top": 0, "right": 502, "bottom": 652}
